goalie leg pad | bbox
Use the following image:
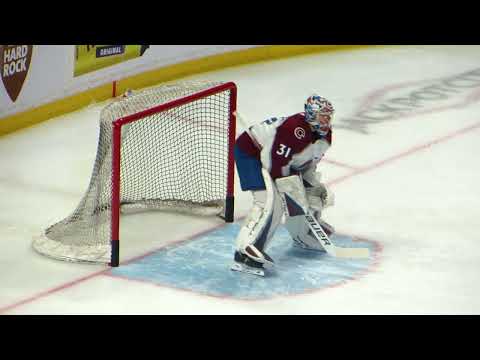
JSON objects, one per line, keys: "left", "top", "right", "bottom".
{"left": 277, "top": 175, "right": 335, "bottom": 252}
{"left": 235, "top": 169, "right": 284, "bottom": 263}
{"left": 285, "top": 213, "right": 335, "bottom": 251}
{"left": 316, "top": 215, "right": 335, "bottom": 236}
{"left": 276, "top": 175, "right": 310, "bottom": 214}
{"left": 285, "top": 215, "right": 326, "bottom": 252}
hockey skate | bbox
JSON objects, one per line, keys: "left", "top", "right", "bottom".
{"left": 231, "top": 251, "right": 266, "bottom": 277}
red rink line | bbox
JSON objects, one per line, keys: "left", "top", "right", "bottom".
{"left": 1, "top": 121, "right": 479, "bottom": 314}
{"left": 0, "top": 270, "right": 112, "bottom": 314}
{"left": 0, "top": 224, "right": 225, "bottom": 315}
{"left": 327, "top": 121, "right": 480, "bottom": 187}
{"left": 322, "top": 158, "right": 360, "bottom": 170}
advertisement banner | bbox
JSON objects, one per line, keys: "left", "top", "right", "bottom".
{"left": 74, "top": 45, "right": 150, "bottom": 77}
{"left": 1, "top": 45, "right": 260, "bottom": 122}
{"left": 0, "top": 45, "right": 34, "bottom": 102}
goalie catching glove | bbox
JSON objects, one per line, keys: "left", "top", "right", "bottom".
{"left": 301, "top": 165, "right": 334, "bottom": 210}
{"left": 305, "top": 183, "right": 335, "bottom": 211}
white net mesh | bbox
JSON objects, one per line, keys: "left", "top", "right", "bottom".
{"left": 33, "top": 81, "right": 235, "bottom": 264}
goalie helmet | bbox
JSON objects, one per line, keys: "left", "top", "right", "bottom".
{"left": 304, "top": 95, "right": 334, "bottom": 134}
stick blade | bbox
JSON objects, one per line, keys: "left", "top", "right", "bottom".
{"left": 334, "top": 247, "right": 370, "bottom": 259}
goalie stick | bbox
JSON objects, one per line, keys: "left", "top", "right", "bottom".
{"left": 304, "top": 206, "right": 369, "bottom": 258}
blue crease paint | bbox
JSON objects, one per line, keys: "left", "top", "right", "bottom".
{"left": 110, "top": 223, "right": 376, "bottom": 299}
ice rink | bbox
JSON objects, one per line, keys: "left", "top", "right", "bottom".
{"left": 1, "top": 45, "right": 479, "bottom": 314}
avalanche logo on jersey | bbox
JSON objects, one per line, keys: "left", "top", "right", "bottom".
{"left": 294, "top": 127, "right": 306, "bottom": 139}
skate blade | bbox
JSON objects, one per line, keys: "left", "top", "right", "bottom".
{"left": 230, "top": 263, "right": 265, "bottom": 277}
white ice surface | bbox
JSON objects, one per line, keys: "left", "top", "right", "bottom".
{"left": 1, "top": 45, "right": 480, "bottom": 314}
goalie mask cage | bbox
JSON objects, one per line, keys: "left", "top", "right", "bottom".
{"left": 33, "top": 81, "right": 237, "bottom": 267}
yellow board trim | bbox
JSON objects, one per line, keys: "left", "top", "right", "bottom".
{"left": 0, "top": 45, "right": 372, "bottom": 136}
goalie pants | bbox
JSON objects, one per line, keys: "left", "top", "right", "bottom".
{"left": 234, "top": 144, "right": 266, "bottom": 191}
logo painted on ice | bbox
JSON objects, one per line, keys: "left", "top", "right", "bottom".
{"left": 0, "top": 45, "right": 33, "bottom": 102}
{"left": 294, "top": 127, "right": 306, "bottom": 139}
{"left": 336, "top": 67, "right": 480, "bottom": 134}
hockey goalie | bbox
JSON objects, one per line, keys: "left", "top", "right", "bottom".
{"left": 232, "top": 95, "right": 336, "bottom": 276}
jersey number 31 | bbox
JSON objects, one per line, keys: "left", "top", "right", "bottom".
{"left": 276, "top": 144, "right": 292, "bottom": 158}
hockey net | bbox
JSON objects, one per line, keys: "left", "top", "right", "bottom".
{"left": 33, "top": 81, "right": 236, "bottom": 266}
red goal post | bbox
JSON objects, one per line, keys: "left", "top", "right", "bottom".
{"left": 110, "top": 82, "right": 237, "bottom": 266}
